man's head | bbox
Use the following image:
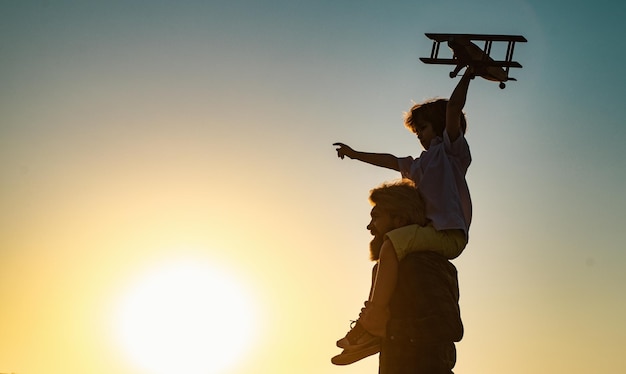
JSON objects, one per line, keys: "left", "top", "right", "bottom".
{"left": 367, "top": 179, "right": 428, "bottom": 260}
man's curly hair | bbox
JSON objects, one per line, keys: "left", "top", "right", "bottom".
{"left": 369, "top": 179, "right": 428, "bottom": 227}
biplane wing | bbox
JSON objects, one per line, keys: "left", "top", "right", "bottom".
{"left": 425, "top": 33, "right": 527, "bottom": 43}
{"left": 419, "top": 58, "right": 522, "bottom": 68}
{"left": 420, "top": 33, "right": 527, "bottom": 89}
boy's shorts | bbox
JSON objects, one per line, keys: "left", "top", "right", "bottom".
{"left": 385, "top": 225, "right": 467, "bottom": 260}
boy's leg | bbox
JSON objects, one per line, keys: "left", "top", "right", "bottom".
{"left": 332, "top": 263, "right": 387, "bottom": 365}
{"left": 360, "top": 239, "right": 395, "bottom": 337}
{"left": 336, "top": 266, "right": 378, "bottom": 349}
{"left": 386, "top": 225, "right": 467, "bottom": 260}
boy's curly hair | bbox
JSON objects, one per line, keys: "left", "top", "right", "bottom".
{"left": 403, "top": 98, "right": 467, "bottom": 137}
{"left": 369, "top": 179, "right": 428, "bottom": 227}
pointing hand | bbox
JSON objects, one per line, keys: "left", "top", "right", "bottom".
{"left": 333, "top": 142, "right": 353, "bottom": 160}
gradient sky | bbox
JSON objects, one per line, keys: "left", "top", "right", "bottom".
{"left": 2, "top": 1, "right": 625, "bottom": 374}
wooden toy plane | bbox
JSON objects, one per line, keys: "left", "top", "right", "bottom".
{"left": 420, "top": 33, "right": 527, "bottom": 89}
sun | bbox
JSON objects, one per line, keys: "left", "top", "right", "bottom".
{"left": 113, "top": 258, "right": 258, "bottom": 374}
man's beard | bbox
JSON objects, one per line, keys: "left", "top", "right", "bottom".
{"left": 369, "top": 234, "right": 384, "bottom": 261}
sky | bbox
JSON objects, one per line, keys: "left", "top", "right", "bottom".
{"left": 1, "top": 1, "right": 625, "bottom": 373}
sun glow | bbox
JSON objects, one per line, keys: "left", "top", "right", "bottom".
{"left": 113, "top": 258, "right": 258, "bottom": 374}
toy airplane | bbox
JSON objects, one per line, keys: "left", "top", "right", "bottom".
{"left": 420, "top": 33, "right": 527, "bottom": 89}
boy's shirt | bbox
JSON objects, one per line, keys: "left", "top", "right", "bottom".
{"left": 397, "top": 131, "right": 472, "bottom": 236}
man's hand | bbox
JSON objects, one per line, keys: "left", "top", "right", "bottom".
{"left": 333, "top": 142, "right": 354, "bottom": 159}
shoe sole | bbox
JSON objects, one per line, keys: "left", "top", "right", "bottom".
{"left": 331, "top": 343, "right": 381, "bottom": 365}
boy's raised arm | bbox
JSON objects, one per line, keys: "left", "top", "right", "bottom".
{"left": 446, "top": 69, "right": 472, "bottom": 142}
{"left": 333, "top": 142, "right": 400, "bottom": 171}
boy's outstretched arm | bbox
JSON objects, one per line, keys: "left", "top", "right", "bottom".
{"left": 446, "top": 69, "right": 472, "bottom": 142}
{"left": 333, "top": 142, "right": 400, "bottom": 171}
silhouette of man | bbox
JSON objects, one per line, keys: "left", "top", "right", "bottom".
{"left": 334, "top": 179, "right": 463, "bottom": 373}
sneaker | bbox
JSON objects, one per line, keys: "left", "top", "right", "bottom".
{"left": 336, "top": 320, "right": 370, "bottom": 348}
{"left": 358, "top": 302, "right": 389, "bottom": 338}
{"left": 331, "top": 337, "right": 381, "bottom": 365}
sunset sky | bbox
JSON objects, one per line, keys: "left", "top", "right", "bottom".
{"left": 2, "top": 1, "right": 625, "bottom": 374}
